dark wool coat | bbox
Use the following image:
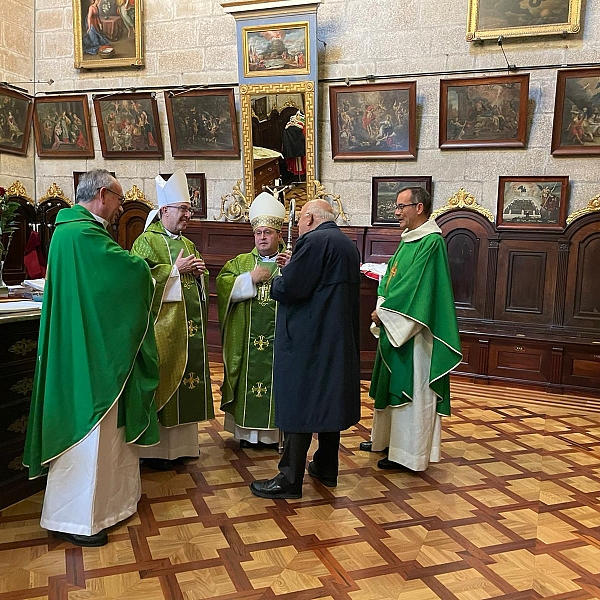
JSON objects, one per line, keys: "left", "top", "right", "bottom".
{"left": 271, "top": 221, "right": 361, "bottom": 433}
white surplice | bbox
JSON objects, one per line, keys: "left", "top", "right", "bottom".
{"left": 40, "top": 402, "right": 141, "bottom": 536}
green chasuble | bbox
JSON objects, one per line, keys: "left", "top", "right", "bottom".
{"left": 24, "top": 204, "right": 160, "bottom": 479}
{"left": 131, "top": 221, "right": 213, "bottom": 426}
{"left": 369, "top": 222, "right": 462, "bottom": 416}
{"left": 216, "top": 246, "right": 282, "bottom": 429}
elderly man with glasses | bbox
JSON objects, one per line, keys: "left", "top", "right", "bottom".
{"left": 24, "top": 169, "right": 160, "bottom": 546}
{"left": 363, "top": 187, "right": 461, "bottom": 472}
{"left": 131, "top": 169, "right": 213, "bottom": 471}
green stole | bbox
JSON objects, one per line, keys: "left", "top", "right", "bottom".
{"left": 369, "top": 231, "right": 462, "bottom": 416}
{"left": 131, "top": 221, "right": 213, "bottom": 426}
{"left": 217, "top": 247, "right": 281, "bottom": 429}
{"left": 24, "top": 205, "right": 159, "bottom": 478}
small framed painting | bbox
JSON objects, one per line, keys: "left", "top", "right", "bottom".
{"left": 73, "top": 170, "right": 116, "bottom": 198}
{"left": 160, "top": 172, "right": 207, "bottom": 219}
{"left": 497, "top": 176, "right": 569, "bottom": 230}
{"left": 242, "top": 22, "right": 309, "bottom": 78}
{"left": 551, "top": 68, "right": 600, "bottom": 156}
{"left": 0, "top": 86, "right": 33, "bottom": 156}
{"left": 93, "top": 92, "right": 163, "bottom": 159}
{"left": 329, "top": 82, "right": 417, "bottom": 160}
{"left": 33, "top": 95, "right": 94, "bottom": 158}
{"left": 371, "top": 176, "right": 432, "bottom": 226}
{"left": 439, "top": 74, "right": 529, "bottom": 149}
{"left": 164, "top": 89, "right": 239, "bottom": 158}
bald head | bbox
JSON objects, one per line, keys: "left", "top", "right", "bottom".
{"left": 298, "top": 200, "right": 335, "bottom": 236}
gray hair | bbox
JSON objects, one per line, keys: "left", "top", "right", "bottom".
{"left": 304, "top": 200, "right": 335, "bottom": 223}
{"left": 76, "top": 169, "right": 117, "bottom": 204}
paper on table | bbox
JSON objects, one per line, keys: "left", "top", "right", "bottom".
{"left": 0, "top": 300, "right": 41, "bottom": 313}
{"left": 23, "top": 279, "right": 45, "bottom": 292}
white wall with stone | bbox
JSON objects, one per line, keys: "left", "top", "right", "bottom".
{"left": 15, "top": 0, "right": 600, "bottom": 223}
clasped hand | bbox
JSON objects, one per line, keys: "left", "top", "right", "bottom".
{"left": 175, "top": 249, "right": 205, "bottom": 277}
{"left": 275, "top": 250, "right": 292, "bottom": 268}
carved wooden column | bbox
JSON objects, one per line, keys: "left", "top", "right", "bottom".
{"left": 484, "top": 239, "right": 499, "bottom": 321}
{"left": 552, "top": 241, "right": 570, "bottom": 327}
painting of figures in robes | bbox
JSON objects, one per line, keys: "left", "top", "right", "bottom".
{"left": 164, "top": 89, "right": 239, "bottom": 158}
{"left": 94, "top": 92, "right": 163, "bottom": 159}
{"left": 466, "top": 0, "right": 582, "bottom": 40}
{"left": 329, "top": 82, "right": 417, "bottom": 160}
{"left": 242, "top": 22, "right": 309, "bottom": 77}
{"left": 439, "top": 74, "right": 529, "bottom": 149}
{"left": 33, "top": 96, "right": 94, "bottom": 158}
{"left": 73, "top": 0, "right": 143, "bottom": 69}
{"left": 497, "top": 176, "right": 569, "bottom": 230}
{"left": 0, "top": 87, "right": 33, "bottom": 156}
{"left": 551, "top": 68, "right": 600, "bottom": 156}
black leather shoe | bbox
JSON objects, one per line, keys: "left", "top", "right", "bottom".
{"left": 359, "top": 441, "right": 373, "bottom": 451}
{"left": 143, "top": 458, "right": 179, "bottom": 471}
{"left": 52, "top": 530, "right": 108, "bottom": 547}
{"left": 250, "top": 477, "right": 302, "bottom": 499}
{"left": 377, "top": 457, "right": 410, "bottom": 470}
{"left": 239, "top": 439, "right": 257, "bottom": 449}
{"left": 308, "top": 461, "right": 337, "bottom": 487}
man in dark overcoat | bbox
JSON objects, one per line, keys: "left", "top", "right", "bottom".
{"left": 249, "top": 199, "right": 361, "bottom": 499}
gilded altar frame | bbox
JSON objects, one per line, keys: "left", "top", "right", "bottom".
{"left": 240, "top": 80, "right": 316, "bottom": 202}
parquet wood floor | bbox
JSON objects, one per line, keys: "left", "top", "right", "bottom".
{"left": 2, "top": 365, "right": 600, "bottom": 600}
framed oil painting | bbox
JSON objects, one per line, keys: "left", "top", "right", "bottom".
{"left": 33, "top": 95, "right": 94, "bottom": 158}
{"left": 0, "top": 87, "right": 33, "bottom": 156}
{"left": 164, "top": 89, "right": 239, "bottom": 158}
{"left": 93, "top": 92, "right": 163, "bottom": 159}
{"left": 73, "top": 0, "right": 144, "bottom": 69}
{"left": 329, "top": 82, "right": 417, "bottom": 160}
{"left": 73, "top": 170, "right": 115, "bottom": 198}
{"left": 372, "top": 176, "right": 432, "bottom": 226}
{"left": 242, "top": 22, "right": 309, "bottom": 77}
{"left": 160, "top": 173, "right": 207, "bottom": 219}
{"left": 466, "top": 0, "right": 582, "bottom": 41}
{"left": 439, "top": 74, "right": 529, "bottom": 149}
{"left": 497, "top": 176, "right": 569, "bottom": 230}
{"left": 551, "top": 68, "right": 600, "bottom": 156}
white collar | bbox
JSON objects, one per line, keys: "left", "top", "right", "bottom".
{"left": 89, "top": 211, "right": 109, "bottom": 230}
{"left": 164, "top": 227, "right": 181, "bottom": 239}
{"left": 400, "top": 219, "right": 442, "bottom": 242}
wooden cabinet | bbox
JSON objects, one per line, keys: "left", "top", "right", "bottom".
{"left": 0, "top": 313, "right": 45, "bottom": 510}
{"left": 488, "top": 339, "right": 552, "bottom": 384}
{"left": 253, "top": 157, "right": 280, "bottom": 195}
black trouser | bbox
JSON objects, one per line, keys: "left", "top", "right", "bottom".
{"left": 277, "top": 431, "right": 340, "bottom": 490}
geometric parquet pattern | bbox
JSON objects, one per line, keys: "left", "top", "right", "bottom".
{"left": 2, "top": 363, "right": 600, "bottom": 600}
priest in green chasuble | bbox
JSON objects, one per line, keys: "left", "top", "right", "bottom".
{"left": 367, "top": 187, "right": 461, "bottom": 472}
{"left": 131, "top": 169, "right": 213, "bottom": 470}
{"left": 23, "top": 170, "right": 160, "bottom": 547}
{"left": 217, "top": 192, "right": 287, "bottom": 449}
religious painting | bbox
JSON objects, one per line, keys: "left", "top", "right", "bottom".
{"left": 73, "top": 0, "right": 144, "bottom": 70}
{"left": 329, "top": 82, "right": 417, "bottom": 160}
{"left": 33, "top": 95, "right": 94, "bottom": 158}
{"left": 160, "top": 172, "right": 207, "bottom": 219}
{"left": 242, "top": 22, "right": 309, "bottom": 77}
{"left": 371, "top": 177, "right": 432, "bottom": 226}
{"left": 164, "top": 89, "right": 239, "bottom": 158}
{"left": 93, "top": 92, "right": 163, "bottom": 159}
{"left": 466, "top": 0, "right": 582, "bottom": 41}
{"left": 0, "top": 87, "right": 33, "bottom": 157}
{"left": 497, "top": 176, "right": 569, "bottom": 230}
{"left": 551, "top": 68, "right": 600, "bottom": 156}
{"left": 439, "top": 74, "right": 529, "bottom": 149}
{"left": 73, "top": 171, "right": 115, "bottom": 198}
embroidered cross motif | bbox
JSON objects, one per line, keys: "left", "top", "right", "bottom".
{"left": 183, "top": 275, "right": 194, "bottom": 290}
{"left": 386, "top": 264, "right": 398, "bottom": 292}
{"left": 257, "top": 281, "right": 272, "bottom": 306}
{"left": 253, "top": 335, "right": 269, "bottom": 351}
{"left": 183, "top": 372, "right": 200, "bottom": 389}
{"left": 188, "top": 320, "right": 198, "bottom": 337}
{"left": 252, "top": 382, "right": 267, "bottom": 397}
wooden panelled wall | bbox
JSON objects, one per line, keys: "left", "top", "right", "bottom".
{"left": 185, "top": 211, "right": 600, "bottom": 397}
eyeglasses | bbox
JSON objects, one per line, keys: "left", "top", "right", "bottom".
{"left": 169, "top": 205, "right": 192, "bottom": 215}
{"left": 395, "top": 202, "right": 419, "bottom": 212}
{"left": 99, "top": 187, "right": 125, "bottom": 205}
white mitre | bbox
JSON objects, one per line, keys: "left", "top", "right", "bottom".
{"left": 144, "top": 169, "right": 190, "bottom": 230}
{"left": 249, "top": 191, "right": 285, "bottom": 231}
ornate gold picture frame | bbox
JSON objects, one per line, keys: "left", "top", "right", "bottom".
{"left": 242, "top": 22, "right": 309, "bottom": 78}
{"left": 72, "top": 0, "right": 144, "bottom": 70}
{"left": 466, "top": 0, "right": 582, "bottom": 41}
